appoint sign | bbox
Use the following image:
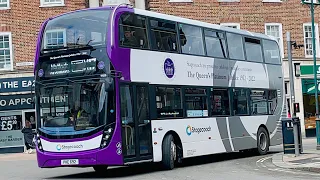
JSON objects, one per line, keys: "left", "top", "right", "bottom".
{"left": 0, "top": 94, "right": 34, "bottom": 111}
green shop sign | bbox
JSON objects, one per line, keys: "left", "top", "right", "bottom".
{"left": 300, "top": 65, "right": 320, "bottom": 75}
{"left": 302, "top": 79, "right": 320, "bottom": 94}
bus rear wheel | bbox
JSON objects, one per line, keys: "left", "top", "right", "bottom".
{"left": 93, "top": 165, "right": 108, "bottom": 174}
{"left": 256, "top": 127, "right": 270, "bottom": 155}
{"left": 162, "top": 134, "right": 176, "bottom": 170}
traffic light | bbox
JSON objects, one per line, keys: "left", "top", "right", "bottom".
{"left": 294, "top": 103, "right": 300, "bottom": 113}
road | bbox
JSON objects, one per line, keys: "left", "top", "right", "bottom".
{"left": 1, "top": 139, "right": 320, "bottom": 180}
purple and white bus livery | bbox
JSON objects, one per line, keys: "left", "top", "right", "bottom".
{"left": 33, "top": 4, "right": 284, "bottom": 172}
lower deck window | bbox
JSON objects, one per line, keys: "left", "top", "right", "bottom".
{"left": 211, "top": 89, "right": 230, "bottom": 116}
{"left": 185, "top": 88, "right": 208, "bottom": 117}
{"left": 233, "top": 89, "right": 249, "bottom": 115}
{"left": 156, "top": 87, "right": 183, "bottom": 118}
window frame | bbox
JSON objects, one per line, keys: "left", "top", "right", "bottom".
{"left": 0, "top": 0, "right": 10, "bottom": 10}
{"left": 231, "top": 88, "right": 250, "bottom": 116}
{"left": 178, "top": 23, "right": 206, "bottom": 56}
{"left": 0, "top": 32, "right": 13, "bottom": 71}
{"left": 154, "top": 85, "right": 184, "bottom": 120}
{"left": 148, "top": 17, "right": 179, "bottom": 53}
{"left": 183, "top": 87, "right": 210, "bottom": 118}
{"left": 249, "top": 89, "right": 269, "bottom": 116}
{"left": 303, "top": 23, "right": 320, "bottom": 58}
{"left": 118, "top": 12, "right": 151, "bottom": 50}
{"left": 203, "top": 28, "right": 228, "bottom": 59}
{"left": 210, "top": 87, "right": 231, "bottom": 117}
{"left": 220, "top": 23, "right": 240, "bottom": 29}
{"left": 264, "top": 23, "right": 284, "bottom": 58}
{"left": 40, "top": 0, "right": 65, "bottom": 7}
{"left": 43, "top": 29, "right": 67, "bottom": 50}
{"left": 243, "top": 36, "right": 264, "bottom": 63}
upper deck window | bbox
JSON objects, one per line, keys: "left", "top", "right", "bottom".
{"left": 226, "top": 33, "right": 245, "bottom": 60}
{"left": 41, "top": 9, "right": 110, "bottom": 54}
{"left": 244, "top": 37, "right": 263, "bottom": 62}
{"left": 119, "top": 13, "right": 149, "bottom": 49}
{"left": 149, "top": 18, "right": 178, "bottom": 52}
{"left": 263, "top": 39, "right": 281, "bottom": 64}
{"left": 179, "top": 24, "right": 205, "bottom": 56}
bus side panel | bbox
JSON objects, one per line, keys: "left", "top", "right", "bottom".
{"left": 151, "top": 118, "right": 227, "bottom": 162}
{"left": 266, "top": 64, "right": 285, "bottom": 146}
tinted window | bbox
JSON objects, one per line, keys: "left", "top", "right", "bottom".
{"left": 244, "top": 37, "right": 263, "bottom": 62}
{"left": 119, "top": 13, "right": 149, "bottom": 49}
{"left": 227, "top": 33, "right": 245, "bottom": 60}
{"left": 233, "top": 89, "right": 248, "bottom": 115}
{"left": 150, "top": 19, "right": 177, "bottom": 52}
{"left": 204, "top": 29, "right": 227, "bottom": 58}
{"left": 250, "top": 90, "right": 268, "bottom": 115}
{"left": 211, "top": 89, "right": 230, "bottom": 116}
{"left": 268, "top": 90, "right": 278, "bottom": 114}
{"left": 263, "top": 40, "right": 281, "bottom": 64}
{"left": 185, "top": 88, "right": 208, "bottom": 117}
{"left": 179, "top": 24, "right": 205, "bottom": 56}
{"left": 156, "top": 87, "right": 182, "bottom": 118}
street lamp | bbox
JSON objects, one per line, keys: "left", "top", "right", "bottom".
{"left": 301, "top": 0, "right": 320, "bottom": 150}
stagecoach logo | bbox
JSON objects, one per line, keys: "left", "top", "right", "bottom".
{"left": 56, "top": 144, "right": 62, "bottom": 151}
{"left": 55, "top": 144, "right": 83, "bottom": 151}
{"left": 163, "top": 58, "right": 175, "bottom": 79}
{"left": 186, "top": 125, "right": 212, "bottom": 136}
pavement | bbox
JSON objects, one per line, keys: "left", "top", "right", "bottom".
{"left": 272, "top": 138, "right": 320, "bottom": 173}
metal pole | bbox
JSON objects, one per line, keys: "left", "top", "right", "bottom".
{"left": 287, "top": 32, "right": 300, "bottom": 156}
{"left": 310, "top": 1, "right": 320, "bottom": 150}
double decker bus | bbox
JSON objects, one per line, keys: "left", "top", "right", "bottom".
{"left": 33, "top": 4, "right": 285, "bottom": 172}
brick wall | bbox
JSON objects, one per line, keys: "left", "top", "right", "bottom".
{"left": 0, "top": 0, "right": 86, "bottom": 72}
{"left": 148, "top": 0, "right": 319, "bottom": 60}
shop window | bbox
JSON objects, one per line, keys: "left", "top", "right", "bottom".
{"left": 150, "top": 18, "right": 177, "bottom": 52}
{"left": 179, "top": 24, "right": 205, "bottom": 56}
{"left": 211, "top": 88, "right": 230, "bottom": 116}
{"left": 156, "top": 87, "right": 183, "bottom": 118}
{"left": 185, "top": 88, "right": 208, "bottom": 117}
{"left": 268, "top": 90, "right": 278, "bottom": 115}
{"left": 233, "top": 89, "right": 248, "bottom": 115}
{"left": 0, "top": 111, "right": 24, "bottom": 148}
{"left": 250, "top": 90, "right": 268, "bottom": 115}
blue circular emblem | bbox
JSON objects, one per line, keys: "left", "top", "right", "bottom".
{"left": 164, "top": 58, "right": 175, "bottom": 78}
{"left": 98, "top": 61, "right": 105, "bottom": 70}
{"left": 38, "top": 69, "right": 44, "bottom": 77}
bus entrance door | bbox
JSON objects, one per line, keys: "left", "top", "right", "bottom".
{"left": 120, "top": 83, "right": 153, "bottom": 163}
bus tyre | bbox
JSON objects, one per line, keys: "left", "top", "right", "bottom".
{"left": 257, "top": 127, "right": 269, "bottom": 155}
{"left": 162, "top": 134, "right": 176, "bottom": 170}
{"left": 93, "top": 165, "right": 108, "bottom": 174}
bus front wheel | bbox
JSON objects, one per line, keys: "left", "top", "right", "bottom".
{"left": 162, "top": 134, "right": 176, "bottom": 170}
{"left": 257, "top": 127, "right": 270, "bottom": 155}
{"left": 93, "top": 165, "right": 108, "bottom": 174}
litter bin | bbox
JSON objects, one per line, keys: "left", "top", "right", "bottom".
{"left": 281, "top": 117, "right": 302, "bottom": 154}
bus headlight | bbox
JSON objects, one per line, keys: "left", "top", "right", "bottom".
{"left": 100, "top": 126, "right": 115, "bottom": 148}
{"left": 36, "top": 134, "right": 44, "bottom": 152}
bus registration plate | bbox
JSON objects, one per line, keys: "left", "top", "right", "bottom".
{"left": 61, "top": 159, "right": 79, "bottom": 165}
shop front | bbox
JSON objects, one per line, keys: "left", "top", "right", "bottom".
{"left": 0, "top": 76, "right": 35, "bottom": 153}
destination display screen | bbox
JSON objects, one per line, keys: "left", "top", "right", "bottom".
{"left": 45, "top": 58, "right": 97, "bottom": 77}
